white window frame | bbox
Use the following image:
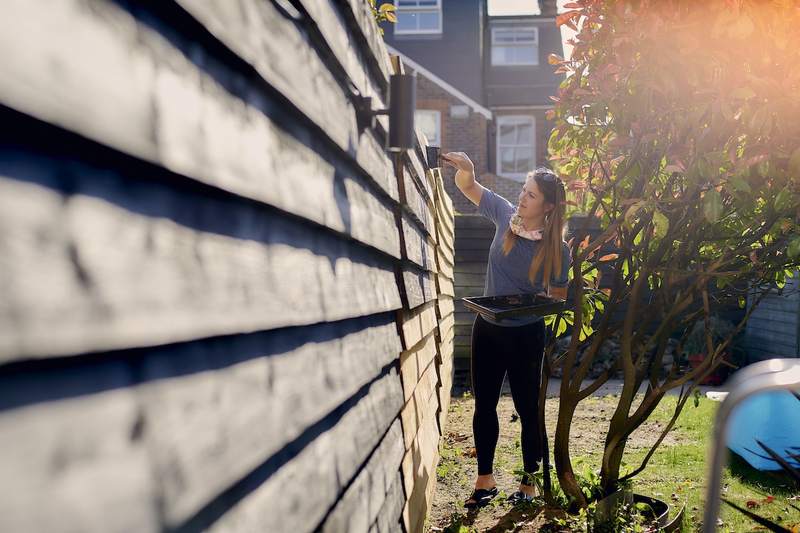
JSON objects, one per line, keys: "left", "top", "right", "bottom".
{"left": 496, "top": 115, "right": 536, "bottom": 181}
{"left": 394, "top": 0, "right": 443, "bottom": 35}
{"left": 491, "top": 26, "right": 539, "bottom": 66}
{"left": 415, "top": 109, "right": 441, "bottom": 146}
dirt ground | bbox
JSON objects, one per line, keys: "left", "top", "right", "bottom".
{"left": 426, "top": 391, "right": 685, "bottom": 532}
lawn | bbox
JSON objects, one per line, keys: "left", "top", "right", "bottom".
{"left": 426, "top": 391, "right": 800, "bottom": 532}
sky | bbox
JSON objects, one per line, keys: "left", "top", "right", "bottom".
{"left": 486, "top": 0, "right": 541, "bottom": 16}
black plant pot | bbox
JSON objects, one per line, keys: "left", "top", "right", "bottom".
{"left": 593, "top": 485, "right": 632, "bottom": 525}
{"left": 593, "top": 489, "right": 685, "bottom": 532}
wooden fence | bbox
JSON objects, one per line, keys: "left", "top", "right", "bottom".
{"left": 0, "top": 1, "right": 454, "bottom": 532}
{"left": 452, "top": 215, "right": 494, "bottom": 387}
{"left": 743, "top": 270, "right": 800, "bottom": 361}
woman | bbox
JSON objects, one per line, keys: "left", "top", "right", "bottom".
{"left": 440, "top": 151, "right": 571, "bottom": 509}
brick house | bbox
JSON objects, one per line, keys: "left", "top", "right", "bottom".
{"left": 380, "top": 1, "right": 571, "bottom": 385}
{"left": 381, "top": 0, "right": 566, "bottom": 214}
{"left": 382, "top": 1, "right": 800, "bottom": 371}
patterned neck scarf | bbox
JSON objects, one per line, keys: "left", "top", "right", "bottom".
{"left": 509, "top": 207, "right": 544, "bottom": 241}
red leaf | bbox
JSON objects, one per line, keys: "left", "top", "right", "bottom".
{"left": 563, "top": 1, "right": 583, "bottom": 8}
{"left": 556, "top": 10, "right": 582, "bottom": 29}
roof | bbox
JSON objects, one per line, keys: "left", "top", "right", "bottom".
{"left": 385, "top": 44, "right": 493, "bottom": 120}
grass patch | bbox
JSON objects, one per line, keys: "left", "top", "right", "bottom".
{"left": 620, "top": 395, "right": 800, "bottom": 532}
{"left": 428, "top": 393, "right": 799, "bottom": 532}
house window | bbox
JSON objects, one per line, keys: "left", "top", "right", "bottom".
{"left": 415, "top": 109, "right": 441, "bottom": 146}
{"left": 394, "top": 0, "right": 442, "bottom": 35}
{"left": 496, "top": 115, "right": 535, "bottom": 180}
{"left": 491, "top": 26, "right": 539, "bottom": 66}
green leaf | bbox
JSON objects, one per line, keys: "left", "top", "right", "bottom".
{"left": 623, "top": 161, "right": 642, "bottom": 181}
{"left": 652, "top": 209, "right": 669, "bottom": 239}
{"left": 594, "top": 298, "right": 605, "bottom": 313}
{"left": 774, "top": 187, "right": 793, "bottom": 212}
{"left": 624, "top": 200, "right": 647, "bottom": 228}
{"left": 578, "top": 323, "right": 594, "bottom": 342}
{"left": 556, "top": 317, "right": 568, "bottom": 337}
{"left": 729, "top": 175, "right": 751, "bottom": 193}
{"left": 696, "top": 156, "right": 714, "bottom": 180}
{"left": 738, "top": 296, "right": 747, "bottom": 309}
{"left": 633, "top": 227, "right": 644, "bottom": 246}
{"left": 788, "top": 238, "right": 800, "bottom": 260}
{"left": 704, "top": 189, "right": 723, "bottom": 222}
{"left": 789, "top": 147, "right": 800, "bottom": 176}
{"left": 749, "top": 106, "right": 772, "bottom": 135}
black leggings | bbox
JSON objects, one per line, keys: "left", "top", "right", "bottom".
{"left": 470, "top": 313, "right": 546, "bottom": 477}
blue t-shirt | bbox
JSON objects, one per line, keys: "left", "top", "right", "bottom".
{"left": 476, "top": 187, "right": 571, "bottom": 327}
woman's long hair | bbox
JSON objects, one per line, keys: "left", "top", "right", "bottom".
{"left": 501, "top": 166, "right": 568, "bottom": 294}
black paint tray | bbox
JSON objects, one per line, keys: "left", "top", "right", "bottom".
{"left": 461, "top": 293, "right": 568, "bottom": 322}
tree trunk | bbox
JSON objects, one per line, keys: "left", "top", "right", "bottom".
{"left": 553, "top": 398, "right": 588, "bottom": 510}
{"left": 600, "top": 386, "right": 636, "bottom": 495}
{"left": 600, "top": 435, "right": 627, "bottom": 495}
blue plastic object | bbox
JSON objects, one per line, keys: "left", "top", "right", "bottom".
{"left": 726, "top": 389, "right": 800, "bottom": 471}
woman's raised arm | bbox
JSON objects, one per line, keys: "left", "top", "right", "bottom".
{"left": 442, "top": 151, "right": 487, "bottom": 207}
